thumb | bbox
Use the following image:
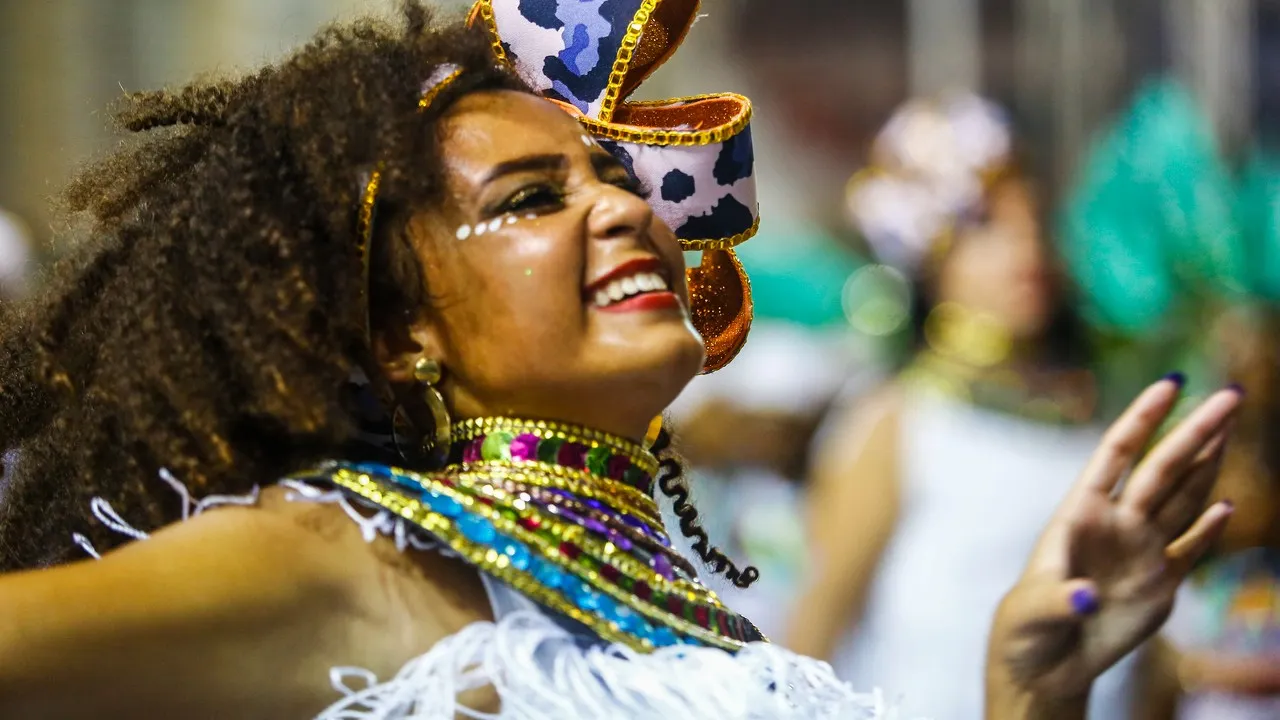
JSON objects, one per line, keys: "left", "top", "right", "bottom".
{"left": 1013, "top": 577, "right": 1100, "bottom": 628}
{"left": 997, "top": 577, "right": 1098, "bottom": 686}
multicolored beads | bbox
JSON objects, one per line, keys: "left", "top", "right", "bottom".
{"left": 451, "top": 417, "right": 658, "bottom": 494}
{"left": 313, "top": 459, "right": 764, "bottom": 653}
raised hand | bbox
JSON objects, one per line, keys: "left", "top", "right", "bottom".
{"left": 987, "top": 377, "right": 1241, "bottom": 714}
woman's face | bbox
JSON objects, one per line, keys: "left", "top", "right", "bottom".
{"left": 383, "top": 90, "right": 703, "bottom": 441}
{"left": 934, "top": 178, "right": 1055, "bottom": 339}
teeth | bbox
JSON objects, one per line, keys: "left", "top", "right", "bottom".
{"left": 591, "top": 270, "right": 671, "bottom": 307}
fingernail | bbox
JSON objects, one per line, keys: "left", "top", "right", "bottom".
{"left": 1221, "top": 499, "right": 1235, "bottom": 511}
{"left": 1226, "top": 383, "right": 1245, "bottom": 396}
{"left": 1071, "top": 587, "right": 1099, "bottom": 616}
{"left": 1162, "top": 372, "right": 1186, "bottom": 388}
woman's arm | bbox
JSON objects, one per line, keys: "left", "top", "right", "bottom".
{"left": 783, "top": 387, "right": 902, "bottom": 660}
{"left": 0, "top": 487, "right": 488, "bottom": 719}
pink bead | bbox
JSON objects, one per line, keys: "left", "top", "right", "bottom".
{"left": 510, "top": 434, "right": 540, "bottom": 462}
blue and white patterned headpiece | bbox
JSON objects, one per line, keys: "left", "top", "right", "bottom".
{"left": 469, "top": 0, "right": 758, "bottom": 372}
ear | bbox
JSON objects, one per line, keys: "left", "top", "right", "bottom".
{"left": 372, "top": 313, "right": 448, "bottom": 386}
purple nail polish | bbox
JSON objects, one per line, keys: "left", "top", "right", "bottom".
{"left": 1227, "top": 383, "right": 1245, "bottom": 396}
{"left": 1071, "top": 588, "right": 1099, "bottom": 616}
{"left": 1162, "top": 372, "right": 1186, "bottom": 388}
{"left": 1222, "top": 499, "right": 1235, "bottom": 511}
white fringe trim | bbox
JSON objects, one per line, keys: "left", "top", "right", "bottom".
{"left": 72, "top": 467, "right": 260, "bottom": 560}
{"left": 315, "top": 608, "right": 894, "bottom": 720}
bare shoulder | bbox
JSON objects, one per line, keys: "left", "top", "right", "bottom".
{"left": 811, "top": 382, "right": 905, "bottom": 481}
{"left": 0, "top": 482, "right": 493, "bottom": 718}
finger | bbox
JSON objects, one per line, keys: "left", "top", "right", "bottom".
{"left": 1153, "top": 423, "right": 1231, "bottom": 538}
{"left": 1166, "top": 500, "right": 1235, "bottom": 575}
{"left": 1123, "top": 388, "right": 1241, "bottom": 516}
{"left": 1080, "top": 376, "right": 1185, "bottom": 496}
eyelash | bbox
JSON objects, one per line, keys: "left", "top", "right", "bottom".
{"left": 497, "top": 175, "right": 650, "bottom": 215}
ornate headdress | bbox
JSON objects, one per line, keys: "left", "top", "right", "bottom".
{"left": 468, "top": 0, "right": 759, "bottom": 373}
{"left": 845, "top": 93, "right": 1012, "bottom": 276}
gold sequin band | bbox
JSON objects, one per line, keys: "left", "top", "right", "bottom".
{"left": 452, "top": 416, "right": 660, "bottom": 479}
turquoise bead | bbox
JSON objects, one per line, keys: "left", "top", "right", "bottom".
{"left": 651, "top": 627, "right": 678, "bottom": 647}
{"left": 457, "top": 514, "right": 497, "bottom": 545}
{"left": 423, "top": 491, "right": 462, "bottom": 518}
{"left": 532, "top": 558, "right": 565, "bottom": 589}
{"left": 502, "top": 540, "right": 531, "bottom": 571}
{"left": 570, "top": 581, "right": 601, "bottom": 611}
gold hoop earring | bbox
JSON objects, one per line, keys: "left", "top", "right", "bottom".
{"left": 414, "top": 357, "right": 452, "bottom": 463}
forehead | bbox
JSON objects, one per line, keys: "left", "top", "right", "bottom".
{"left": 440, "top": 90, "right": 589, "bottom": 170}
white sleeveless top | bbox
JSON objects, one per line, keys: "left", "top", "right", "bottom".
{"left": 830, "top": 386, "right": 1140, "bottom": 720}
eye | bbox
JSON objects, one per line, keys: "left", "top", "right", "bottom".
{"left": 499, "top": 184, "right": 566, "bottom": 214}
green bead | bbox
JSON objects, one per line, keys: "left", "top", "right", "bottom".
{"left": 623, "top": 467, "right": 648, "bottom": 488}
{"left": 586, "top": 446, "right": 611, "bottom": 477}
{"left": 537, "top": 436, "right": 564, "bottom": 464}
{"left": 481, "top": 431, "right": 514, "bottom": 461}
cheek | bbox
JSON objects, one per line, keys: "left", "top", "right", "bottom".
{"left": 438, "top": 219, "right": 587, "bottom": 354}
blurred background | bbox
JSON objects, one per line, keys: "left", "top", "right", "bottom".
{"left": 1, "top": 2, "right": 1278, "bottom": 718}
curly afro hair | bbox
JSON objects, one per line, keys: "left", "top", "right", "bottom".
{"left": 0, "top": 2, "right": 529, "bottom": 569}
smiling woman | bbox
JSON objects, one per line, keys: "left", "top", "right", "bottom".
{"left": 0, "top": 1, "right": 1245, "bottom": 719}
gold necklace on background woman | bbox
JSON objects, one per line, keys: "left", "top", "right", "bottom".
{"left": 902, "top": 302, "right": 1096, "bottom": 425}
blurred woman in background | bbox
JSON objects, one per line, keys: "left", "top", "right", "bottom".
{"left": 1152, "top": 308, "right": 1280, "bottom": 719}
{"left": 786, "top": 94, "right": 1141, "bottom": 719}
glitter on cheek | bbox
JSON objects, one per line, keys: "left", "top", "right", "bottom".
{"left": 525, "top": 268, "right": 533, "bottom": 277}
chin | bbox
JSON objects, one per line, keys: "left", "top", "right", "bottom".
{"left": 600, "top": 328, "right": 705, "bottom": 401}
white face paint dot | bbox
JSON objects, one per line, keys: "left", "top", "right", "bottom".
{"left": 524, "top": 213, "right": 537, "bottom": 220}
{"left": 581, "top": 135, "right": 593, "bottom": 147}
{"left": 487, "top": 218, "right": 503, "bottom": 233}
{"left": 455, "top": 224, "right": 472, "bottom": 240}
{"left": 505, "top": 215, "right": 518, "bottom": 225}
{"left": 475, "top": 222, "right": 487, "bottom": 236}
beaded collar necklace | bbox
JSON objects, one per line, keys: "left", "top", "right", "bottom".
{"left": 292, "top": 417, "right": 763, "bottom": 652}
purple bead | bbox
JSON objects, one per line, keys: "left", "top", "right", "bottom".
{"left": 583, "top": 518, "right": 608, "bottom": 534}
{"left": 509, "top": 433, "right": 540, "bottom": 462}
{"left": 608, "top": 530, "right": 634, "bottom": 551}
{"left": 463, "top": 437, "right": 484, "bottom": 464}
{"left": 651, "top": 553, "right": 675, "bottom": 580}
{"left": 607, "top": 455, "right": 631, "bottom": 480}
{"left": 620, "top": 514, "right": 645, "bottom": 529}
{"left": 583, "top": 498, "right": 605, "bottom": 510}
{"left": 558, "top": 442, "right": 588, "bottom": 469}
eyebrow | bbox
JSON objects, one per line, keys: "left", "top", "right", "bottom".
{"left": 482, "top": 154, "right": 569, "bottom": 184}
{"left": 589, "top": 151, "right": 628, "bottom": 177}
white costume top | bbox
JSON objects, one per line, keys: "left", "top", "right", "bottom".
{"left": 830, "top": 385, "right": 1140, "bottom": 720}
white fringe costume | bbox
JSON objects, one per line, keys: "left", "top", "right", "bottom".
{"left": 74, "top": 471, "right": 906, "bottom": 719}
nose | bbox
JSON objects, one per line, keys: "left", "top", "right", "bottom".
{"left": 585, "top": 183, "right": 654, "bottom": 243}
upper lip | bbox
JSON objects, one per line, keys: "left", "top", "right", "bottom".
{"left": 584, "top": 257, "right": 669, "bottom": 297}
